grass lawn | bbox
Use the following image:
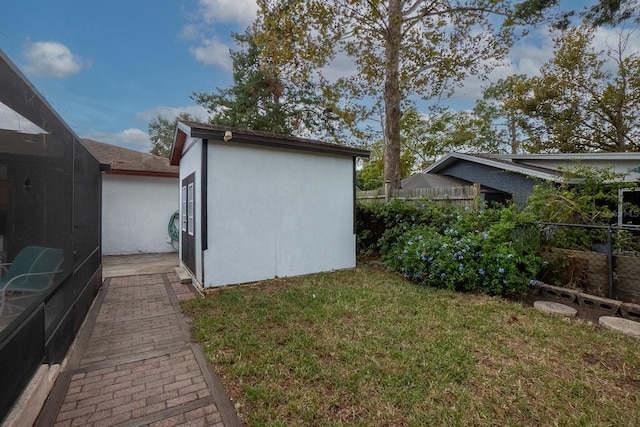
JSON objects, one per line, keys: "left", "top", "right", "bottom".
{"left": 181, "top": 263, "right": 640, "bottom": 426}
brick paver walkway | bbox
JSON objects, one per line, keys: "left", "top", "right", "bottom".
{"left": 36, "top": 273, "right": 242, "bottom": 427}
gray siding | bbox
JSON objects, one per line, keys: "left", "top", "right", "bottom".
{"left": 440, "top": 162, "right": 540, "bottom": 205}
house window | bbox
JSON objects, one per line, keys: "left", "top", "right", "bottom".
{"left": 187, "top": 183, "right": 194, "bottom": 236}
{"left": 619, "top": 188, "right": 640, "bottom": 228}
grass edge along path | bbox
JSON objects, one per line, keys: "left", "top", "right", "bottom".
{"left": 181, "top": 265, "right": 640, "bottom": 427}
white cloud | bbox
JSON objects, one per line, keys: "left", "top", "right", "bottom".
{"left": 82, "top": 128, "right": 151, "bottom": 152}
{"left": 180, "top": 24, "right": 202, "bottom": 41}
{"left": 23, "top": 41, "right": 88, "bottom": 78}
{"left": 189, "top": 38, "right": 232, "bottom": 69}
{"left": 198, "top": 0, "right": 258, "bottom": 25}
{"left": 135, "top": 105, "right": 211, "bottom": 122}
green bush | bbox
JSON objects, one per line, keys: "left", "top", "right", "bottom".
{"left": 356, "top": 199, "right": 454, "bottom": 255}
{"left": 381, "top": 205, "right": 541, "bottom": 296}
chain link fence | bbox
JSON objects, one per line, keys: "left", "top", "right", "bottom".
{"left": 525, "top": 222, "right": 640, "bottom": 305}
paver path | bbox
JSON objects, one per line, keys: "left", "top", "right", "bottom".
{"left": 36, "top": 273, "right": 242, "bottom": 427}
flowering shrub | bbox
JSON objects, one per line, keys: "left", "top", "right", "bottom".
{"left": 356, "top": 199, "right": 457, "bottom": 255}
{"left": 382, "top": 206, "right": 541, "bottom": 296}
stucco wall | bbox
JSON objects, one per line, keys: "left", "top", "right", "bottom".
{"left": 102, "top": 174, "right": 178, "bottom": 255}
{"left": 203, "top": 142, "right": 356, "bottom": 287}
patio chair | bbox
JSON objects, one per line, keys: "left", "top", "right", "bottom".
{"left": 0, "top": 246, "right": 64, "bottom": 317}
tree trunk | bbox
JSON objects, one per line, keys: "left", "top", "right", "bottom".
{"left": 383, "top": 0, "right": 403, "bottom": 189}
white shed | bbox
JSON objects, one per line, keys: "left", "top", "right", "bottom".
{"left": 169, "top": 121, "right": 369, "bottom": 288}
{"left": 82, "top": 139, "right": 179, "bottom": 255}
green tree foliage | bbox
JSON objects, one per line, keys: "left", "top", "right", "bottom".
{"left": 357, "top": 140, "right": 414, "bottom": 190}
{"left": 475, "top": 74, "right": 531, "bottom": 153}
{"left": 526, "top": 166, "right": 635, "bottom": 224}
{"left": 503, "top": 26, "right": 640, "bottom": 152}
{"left": 148, "top": 112, "right": 196, "bottom": 158}
{"left": 255, "top": 0, "right": 548, "bottom": 189}
{"left": 192, "top": 28, "right": 342, "bottom": 140}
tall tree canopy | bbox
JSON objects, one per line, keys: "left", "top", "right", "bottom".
{"left": 193, "top": 28, "right": 342, "bottom": 140}
{"left": 148, "top": 112, "right": 196, "bottom": 157}
{"left": 502, "top": 25, "right": 640, "bottom": 152}
{"left": 255, "top": 0, "right": 549, "bottom": 188}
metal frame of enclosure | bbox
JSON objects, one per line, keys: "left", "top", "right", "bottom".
{"left": 0, "top": 50, "right": 102, "bottom": 422}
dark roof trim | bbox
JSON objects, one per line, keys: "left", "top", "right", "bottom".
{"left": 170, "top": 127, "right": 188, "bottom": 166}
{"left": 177, "top": 121, "right": 370, "bottom": 160}
{"left": 104, "top": 170, "right": 179, "bottom": 178}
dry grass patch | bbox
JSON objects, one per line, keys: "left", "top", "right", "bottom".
{"left": 182, "top": 264, "right": 640, "bottom": 426}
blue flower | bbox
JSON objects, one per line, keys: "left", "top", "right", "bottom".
{"left": 478, "top": 268, "right": 485, "bottom": 275}
{"left": 428, "top": 256, "right": 433, "bottom": 262}
{"left": 507, "top": 253, "right": 514, "bottom": 258}
{"left": 441, "top": 273, "right": 446, "bottom": 278}
{"left": 498, "top": 267, "right": 505, "bottom": 273}
{"left": 407, "top": 240, "right": 413, "bottom": 246}
{"left": 458, "top": 264, "right": 464, "bottom": 271}
{"left": 458, "top": 255, "right": 464, "bottom": 260}
{"left": 529, "top": 279, "right": 539, "bottom": 287}
{"left": 442, "top": 243, "right": 448, "bottom": 249}
{"left": 421, "top": 255, "right": 427, "bottom": 261}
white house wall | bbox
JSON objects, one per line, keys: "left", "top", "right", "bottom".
{"left": 102, "top": 174, "right": 178, "bottom": 255}
{"left": 204, "top": 142, "right": 355, "bottom": 287}
{"left": 178, "top": 136, "right": 203, "bottom": 285}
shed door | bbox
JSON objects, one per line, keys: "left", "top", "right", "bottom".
{"left": 181, "top": 173, "right": 196, "bottom": 274}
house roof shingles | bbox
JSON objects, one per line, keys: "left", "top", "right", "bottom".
{"left": 82, "top": 139, "right": 178, "bottom": 178}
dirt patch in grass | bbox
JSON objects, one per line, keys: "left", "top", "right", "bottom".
{"left": 182, "top": 266, "right": 640, "bottom": 426}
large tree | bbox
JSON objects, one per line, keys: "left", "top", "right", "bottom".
{"left": 505, "top": 25, "right": 640, "bottom": 152}
{"left": 193, "top": 28, "right": 343, "bottom": 140}
{"left": 255, "top": 0, "right": 549, "bottom": 189}
{"left": 148, "top": 112, "right": 196, "bottom": 157}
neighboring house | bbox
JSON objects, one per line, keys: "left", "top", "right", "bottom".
{"left": 170, "top": 121, "right": 370, "bottom": 288}
{"left": 0, "top": 50, "right": 101, "bottom": 423}
{"left": 82, "top": 139, "right": 179, "bottom": 255}
{"left": 423, "top": 152, "right": 640, "bottom": 206}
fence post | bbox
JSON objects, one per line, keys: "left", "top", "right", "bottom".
{"left": 384, "top": 181, "right": 391, "bottom": 203}
{"left": 472, "top": 183, "right": 481, "bottom": 211}
{"left": 607, "top": 226, "right": 614, "bottom": 299}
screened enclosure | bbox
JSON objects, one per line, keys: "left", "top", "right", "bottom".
{"left": 0, "top": 50, "right": 102, "bottom": 421}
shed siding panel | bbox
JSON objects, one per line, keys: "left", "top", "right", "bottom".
{"left": 204, "top": 142, "right": 355, "bottom": 287}
{"left": 441, "top": 163, "right": 538, "bottom": 205}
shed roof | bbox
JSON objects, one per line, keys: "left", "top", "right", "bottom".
{"left": 82, "top": 139, "right": 178, "bottom": 178}
{"left": 170, "top": 121, "right": 370, "bottom": 165}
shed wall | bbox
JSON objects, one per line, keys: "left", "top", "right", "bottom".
{"left": 101, "top": 174, "right": 178, "bottom": 255}
{"left": 204, "top": 142, "right": 355, "bottom": 287}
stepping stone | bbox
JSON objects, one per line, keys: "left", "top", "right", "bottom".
{"left": 599, "top": 316, "right": 640, "bottom": 338}
{"left": 534, "top": 300, "right": 577, "bottom": 317}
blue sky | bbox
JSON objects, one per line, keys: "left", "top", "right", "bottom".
{"left": 1, "top": 0, "right": 257, "bottom": 151}
{"left": 1, "top": 0, "right": 634, "bottom": 152}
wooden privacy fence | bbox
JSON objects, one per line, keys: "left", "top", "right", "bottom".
{"left": 357, "top": 183, "right": 480, "bottom": 209}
